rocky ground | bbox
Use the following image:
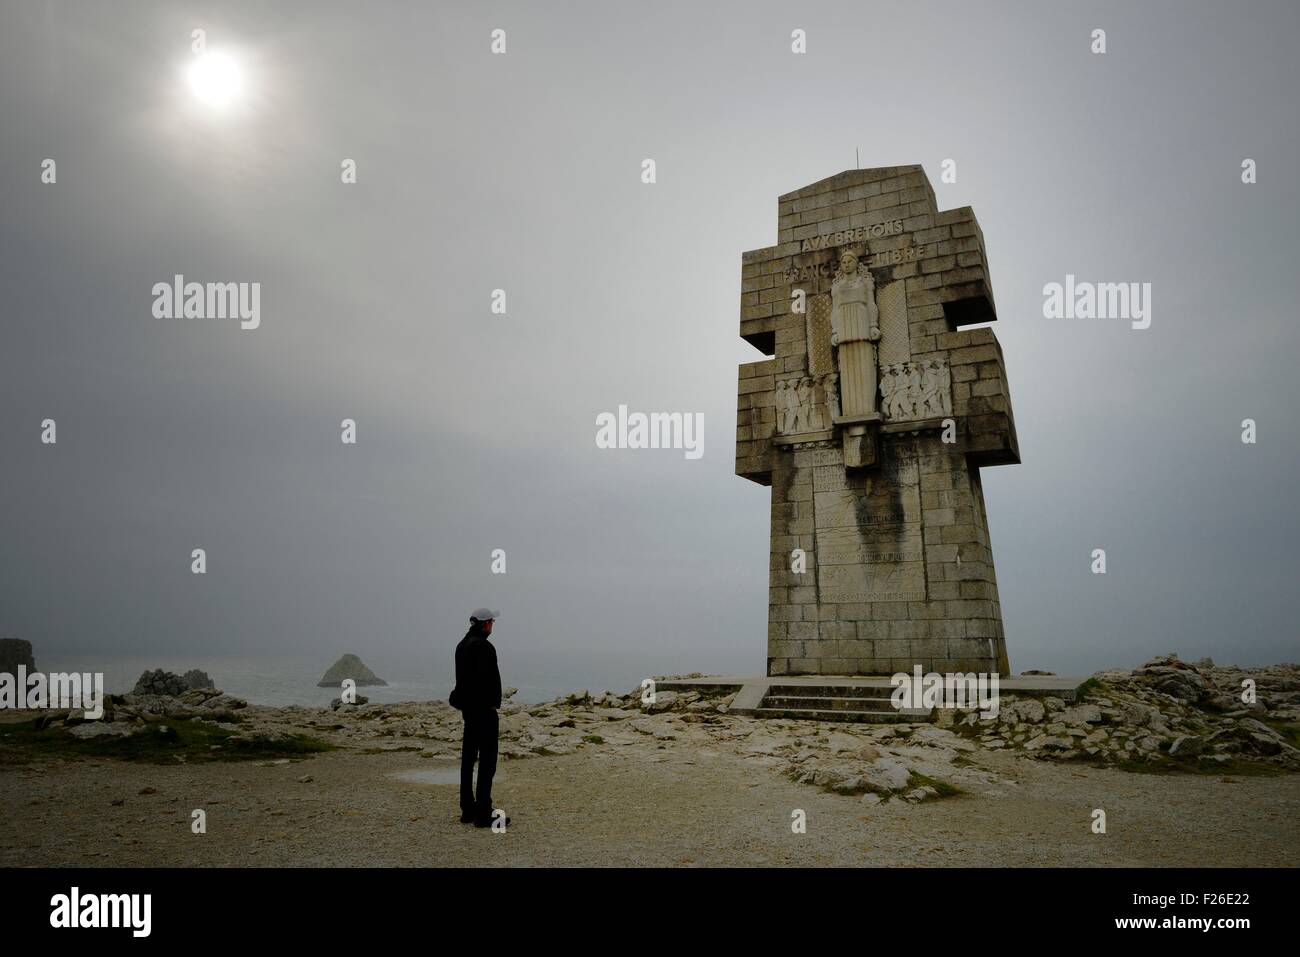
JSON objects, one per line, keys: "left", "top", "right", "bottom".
{"left": 1, "top": 655, "right": 1297, "bottom": 866}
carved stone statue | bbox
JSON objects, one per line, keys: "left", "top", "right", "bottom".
{"left": 904, "top": 362, "right": 923, "bottom": 418}
{"left": 781, "top": 377, "right": 802, "bottom": 433}
{"left": 796, "top": 377, "right": 814, "bottom": 431}
{"left": 920, "top": 361, "right": 938, "bottom": 416}
{"left": 774, "top": 379, "right": 789, "bottom": 433}
{"left": 829, "top": 251, "right": 882, "bottom": 417}
{"left": 921, "top": 360, "right": 945, "bottom": 416}
{"left": 880, "top": 364, "right": 899, "bottom": 419}
{"left": 824, "top": 372, "right": 841, "bottom": 424}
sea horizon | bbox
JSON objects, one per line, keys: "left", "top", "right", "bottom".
{"left": 33, "top": 650, "right": 755, "bottom": 708}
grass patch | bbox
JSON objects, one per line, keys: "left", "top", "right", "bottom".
{"left": 1074, "top": 677, "right": 1103, "bottom": 700}
{"left": 0, "top": 718, "right": 333, "bottom": 765}
{"left": 582, "top": 734, "right": 604, "bottom": 744}
{"left": 907, "top": 771, "right": 964, "bottom": 797}
{"left": 1096, "top": 754, "right": 1286, "bottom": 777}
{"left": 1259, "top": 719, "right": 1300, "bottom": 749}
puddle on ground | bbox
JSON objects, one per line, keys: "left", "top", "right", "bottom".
{"left": 387, "top": 766, "right": 504, "bottom": 786}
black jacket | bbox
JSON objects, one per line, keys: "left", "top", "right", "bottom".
{"left": 450, "top": 627, "right": 501, "bottom": 713}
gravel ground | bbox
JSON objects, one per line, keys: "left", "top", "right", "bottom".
{"left": 2, "top": 737, "right": 1296, "bottom": 867}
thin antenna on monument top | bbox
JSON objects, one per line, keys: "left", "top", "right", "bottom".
{"left": 856, "top": 147, "right": 860, "bottom": 169}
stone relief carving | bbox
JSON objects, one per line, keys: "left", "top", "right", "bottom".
{"left": 776, "top": 372, "right": 840, "bottom": 435}
{"left": 776, "top": 243, "right": 949, "bottom": 435}
{"left": 824, "top": 372, "right": 840, "bottom": 423}
{"left": 880, "top": 359, "right": 952, "bottom": 421}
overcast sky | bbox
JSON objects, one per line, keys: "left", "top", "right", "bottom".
{"left": 1, "top": 0, "right": 1296, "bottom": 685}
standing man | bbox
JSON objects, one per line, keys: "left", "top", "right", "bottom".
{"left": 450, "top": 608, "right": 508, "bottom": 829}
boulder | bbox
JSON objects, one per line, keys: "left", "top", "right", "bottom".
{"left": 198, "top": 693, "right": 246, "bottom": 711}
{"left": 1153, "top": 671, "right": 1208, "bottom": 702}
{"left": 1139, "top": 652, "right": 1205, "bottom": 672}
{"left": 830, "top": 775, "right": 867, "bottom": 795}
{"left": 643, "top": 691, "right": 680, "bottom": 713}
{"left": 861, "top": 758, "right": 912, "bottom": 793}
{"left": 34, "top": 711, "right": 68, "bottom": 730}
{"left": 331, "top": 695, "right": 370, "bottom": 710}
{"left": 1247, "top": 733, "right": 1282, "bottom": 756}
{"left": 1057, "top": 704, "right": 1103, "bottom": 726}
{"left": 1133, "top": 654, "right": 1209, "bottom": 702}
{"left": 911, "top": 726, "right": 963, "bottom": 747}
{"left": 68, "top": 722, "right": 135, "bottom": 740}
{"left": 999, "top": 698, "right": 1046, "bottom": 724}
{"left": 1238, "top": 718, "right": 1283, "bottom": 740}
{"left": 316, "top": 654, "right": 387, "bottom": 688}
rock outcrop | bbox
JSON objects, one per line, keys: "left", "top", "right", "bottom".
{"left": 182, "top": 669, "right": 216, "bottom": 690}
{"left": 316, "top": 654, "right": 387, "bottom": 688}
{"left": 0, "top": 638, "right": 36, "bottom": 674}
{"left": 132, "top": 669, "right": 215, "bottom": 696}
{"left": 953, "top": 654, "right": 1300, "bottom": 770}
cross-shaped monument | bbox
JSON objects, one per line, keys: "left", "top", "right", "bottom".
{"left": 735, "top": 167, "right": 1020, "bottom": 676}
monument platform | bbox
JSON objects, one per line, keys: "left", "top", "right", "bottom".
{"left": 655, "top": 674, "right": 1087, "bottom": 724}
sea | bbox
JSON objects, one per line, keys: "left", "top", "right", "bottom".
{"left": 35, "top": 649, "right": 748, "bottom": 708}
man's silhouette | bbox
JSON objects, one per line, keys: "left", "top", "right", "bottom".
{"left": 450, "top": 608, "right": 508, "bottom": 828}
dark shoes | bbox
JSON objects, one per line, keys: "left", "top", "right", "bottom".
{"left": 473, "top": 812, "right": 510, "bottom": 829}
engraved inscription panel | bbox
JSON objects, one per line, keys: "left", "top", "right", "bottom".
{"left": 816, "top": 524, "right": 923, "bottom": 565}
{"left": 819, "top": 561, "right": 927, "bottom": 603}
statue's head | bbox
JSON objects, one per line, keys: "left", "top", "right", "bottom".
{"left": 838, "top": 251, "right": 858, "bottom": 274}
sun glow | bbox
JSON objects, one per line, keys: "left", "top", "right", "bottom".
{"left": 187, "top": 52, "right": 243, "bottom": 108}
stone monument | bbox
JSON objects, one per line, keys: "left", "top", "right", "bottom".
{"left": 735, "top": 166, "right": 1020, "bottom": 676}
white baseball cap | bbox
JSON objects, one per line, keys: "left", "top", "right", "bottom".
{"left": 470, "top": 608, "right": 501, "bottom": 621}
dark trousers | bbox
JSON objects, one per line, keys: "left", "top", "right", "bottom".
{"left": 460, "top": 709, "right": 498, "bottom": 816}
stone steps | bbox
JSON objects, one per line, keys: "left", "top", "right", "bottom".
{"left": 763, "top": 695, "right": 897, "bottom": 712}
{"left": 766, "top": 683, "right": 902, "bottom": 700}
{"left": 757, "top": 686, "right": 933, "bottom": 724}
{"left": 753, "top": 706, "right": 926, "bottom": 724}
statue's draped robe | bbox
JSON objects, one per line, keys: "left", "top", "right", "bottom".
{"left": 830, "top": 271, "right": 879, "bottom": 417}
